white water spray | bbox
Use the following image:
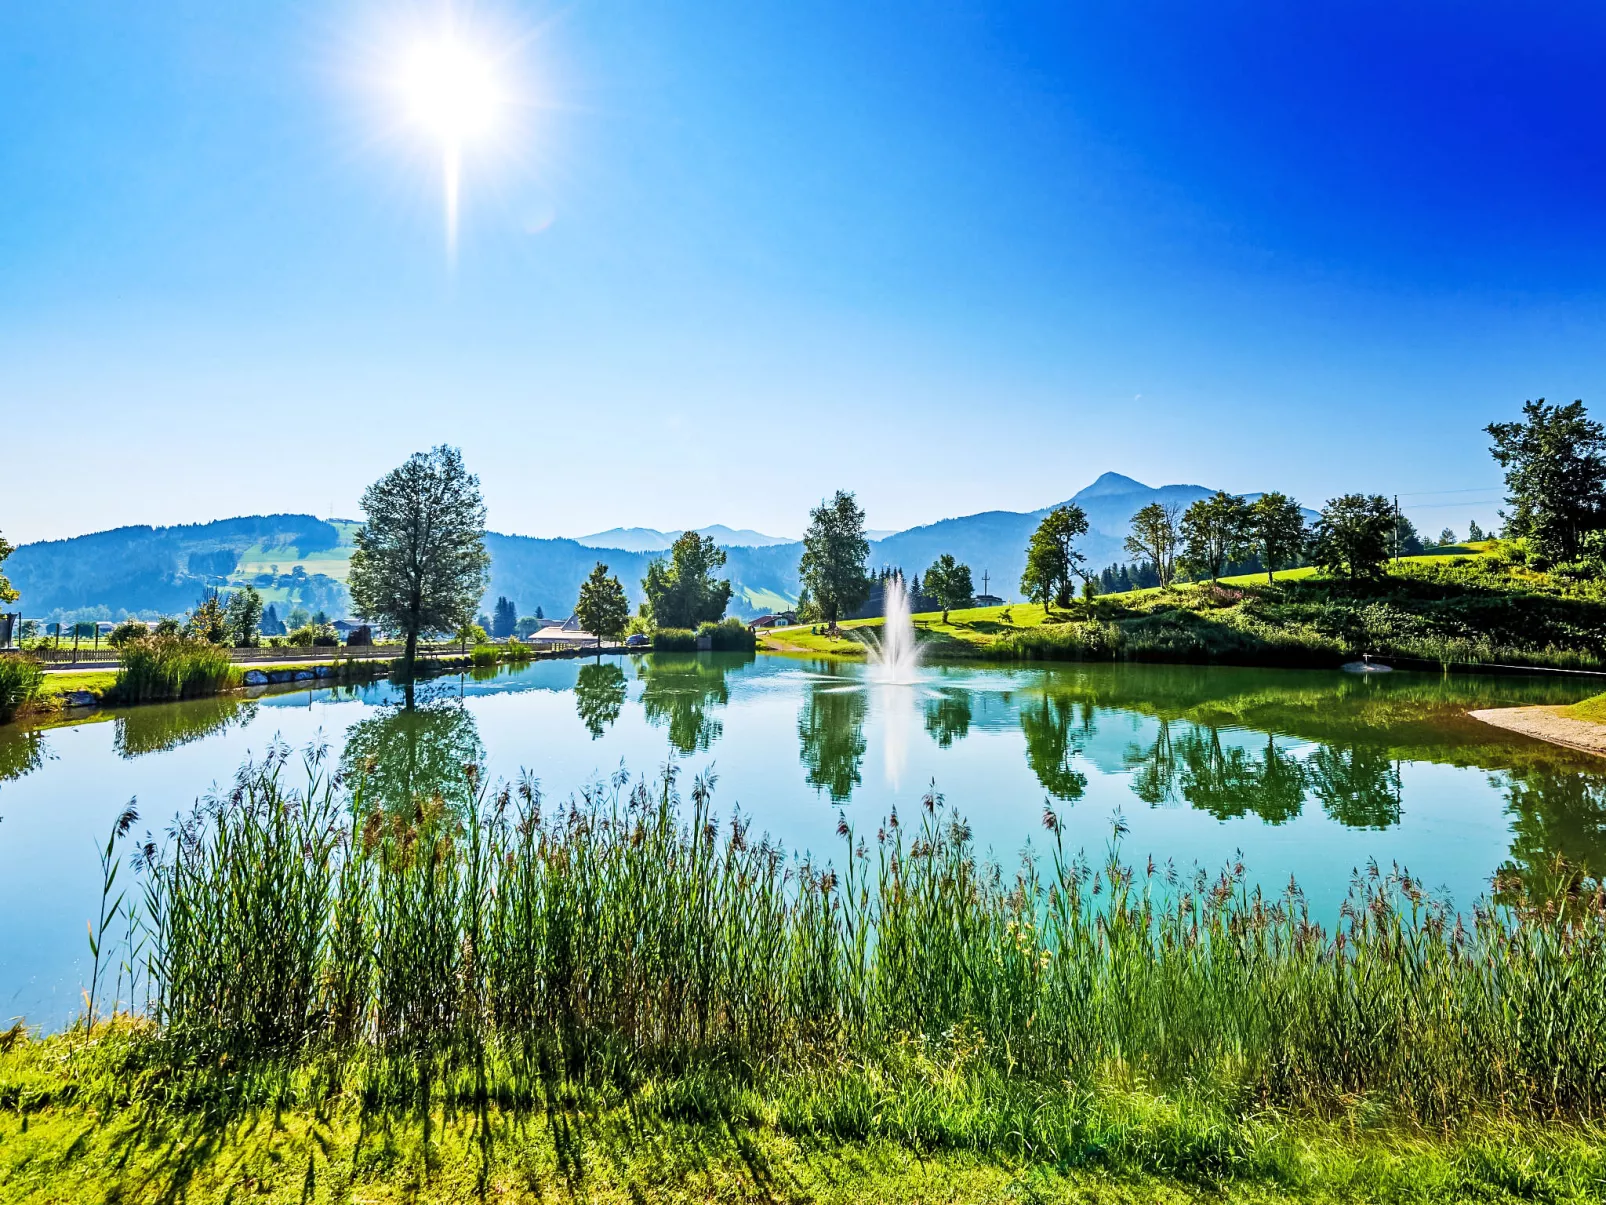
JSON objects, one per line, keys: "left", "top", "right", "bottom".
{"left": 865, "top": 574, "right": 923, "bottom": 685}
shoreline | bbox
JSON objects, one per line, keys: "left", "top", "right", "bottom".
{"left": 1467, "top": 705, "right": 1606, "bottom": 758}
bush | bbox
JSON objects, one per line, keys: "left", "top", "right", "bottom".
{"left": 653, "top": 628, "right": 697, "bottom": 651}
{"left": 286, "top": 623, "right": 339, "bottom": 648}
{"left": 0, "top": 653, "right": 44, "bottom": 722}
{"left": 107, "top": 619, "right": 149, "bottom": 647}
{"left": 470, "top": 644, "right": 500, "bottom": 667}
{"left": 698, "top": 618, "right": 757, "bottom": 652}
{"left": 112, "top": 634, "right": 237, "bottom": 703}
{"left": 503, "top": 637, "right": 534, "bottom": 662}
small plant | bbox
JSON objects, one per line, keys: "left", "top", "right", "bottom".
{"left": 0, "top": 652, "right": 43, "bottom": 722}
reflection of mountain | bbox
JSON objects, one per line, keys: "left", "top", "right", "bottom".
{"left": 923, "top": 689, "right": 972, "bottom": 749}
{"left": 115, "top": 696, "right": 257, "bottom": 758}
{"left": 575, "top": 662, "right": 628, "bottom": 739}
{"left": 1020, "top": 694, "right": 1090, "bottom": 802}
{"left": 638, "top": 653, "right": 748, "bottom": 754}
{"left": 340, "top": 703, "right": 484, "bottom": 815}
{"left": 799, "top": 683, "right": 868, "bottom": 802}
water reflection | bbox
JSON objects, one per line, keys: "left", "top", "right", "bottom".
{"left": 799, "top": 681, "right": 867, "bottom": 801}
{"left": 923, "top": 689, "right": 972, "bottom": 749}
{"left": 115, "top": 696, "right": 257, "bottom": 758}
{"left": 574, "top": 662, "right": 628, "bottom": 739}
{"left": 340, "top": 702, "right": 484, "bottom": 814}
{"left": 0, "top": 726, "right": 48, "bottom": 784}
{"left": 1497, "top": 767, "right": 1606, "bottom": 904}
{"left": 1307, "top": 744, "right": 1403, "bottom": 829}
{"left": 638, "top": 654, "right": 745, "bottom": 754}
{"left": 1019, "top": 694, "right": 1089, "bottom": 802}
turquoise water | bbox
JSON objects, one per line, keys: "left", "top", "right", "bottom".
{"left": 3, "top": 654, "right": 1604, "bottom": 1028}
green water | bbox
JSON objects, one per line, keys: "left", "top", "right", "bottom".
{"left": 3, "top": 654, "right": 1603, "bottom": 1027}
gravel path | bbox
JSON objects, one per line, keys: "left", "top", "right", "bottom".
{"left": 1467, "top": 706, "right": 1606, "bottom": 758}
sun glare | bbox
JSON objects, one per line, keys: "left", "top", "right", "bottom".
{"left": 397, "top": 27, "right": 505, "bottom": 260}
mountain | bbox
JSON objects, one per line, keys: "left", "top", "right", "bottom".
{"left": 6, "top": 474, "right": 1310, "bottom": 624}
{"left": 575, "top": 524, "right": 795, "bottom": 551}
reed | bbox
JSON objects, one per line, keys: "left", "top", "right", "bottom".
{"left": 0, "top": 652, "right": 43, "bottom": 722}
{"left": 111, "top": 634, "right": 237, "bottom": 703}
{"left": 119, "top": 749, "right": 1606, "bottom": 1128}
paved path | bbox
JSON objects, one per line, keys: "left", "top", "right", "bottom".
{"left": 1468, "top": 706, "right": 1606, "bottom": 758}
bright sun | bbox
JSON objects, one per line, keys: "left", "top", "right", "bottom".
{"left": 402, "top": 35, "right": 501, "bottom": 145}
{"left": 398, "top": 28, "right": 505, "bottom": 257}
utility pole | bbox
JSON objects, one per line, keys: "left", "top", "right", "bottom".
{"left": 1394, "top": 495, "right": 1401, "bottom": 561}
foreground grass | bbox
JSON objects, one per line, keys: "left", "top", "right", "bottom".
{"left": 765, "top": 552, "right": 1606, "bottom": 672}
{"left": 7, "top": 1030, "right": 1606, "bottom": 1204}
{"left": 1567, "top": 692, "right": 1606, "bottom": 724}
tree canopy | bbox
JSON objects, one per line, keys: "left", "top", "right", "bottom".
{"left": 1486, "top": 399, "right": 1606, "bottom": 563}
{"left": 0, "top": 532, "right": 16, "bottom": 605}
{"left": 1247, "top": 492, "right": 1307, "bottom": 585}
{"left": 642, "top": 532, "right": 732, "bottom": 630}
{"left": 576, "top": 562, "right": 630, "bottom": 646}
{"left": 491, "top": 596, "right": 517, "bottom": 639}
{"left": 799, "top": 490, "right": 870, "bottom": 629}
{"left": 1181, "top": 491, "right": 1251, "bottom": 584}
{"left": 1124, "top": 502, "right": 1181, "bottom": 587}
{"left": 1311, "top": 494, "right": 1395, "bottom": 580}
{"left": 1021, "top": 505, "right": 1089, "bottom": 609}
{"left": 923, "top": 553, "right": 974, "bottom": 622}
{"left": 348, "top": 445, "right": 490, "bottom": 677}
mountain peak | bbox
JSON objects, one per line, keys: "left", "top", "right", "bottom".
{"left": 1073, "top": 471, "right": 1151, "bottom": 499}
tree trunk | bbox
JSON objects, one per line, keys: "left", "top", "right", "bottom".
{"left": 404, "top": 626, "right": 418, "bottom": 683}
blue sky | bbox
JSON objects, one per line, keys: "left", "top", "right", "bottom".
{"left": 3, "top": 1, "right": 1604, "bottom": 543}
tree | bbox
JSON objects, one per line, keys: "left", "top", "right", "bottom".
{"left": 1180, "top": 491, "right": 1251, "bottom": 584}
{"left": 1438, "top": 527, "right": 1457, "bottom": 547}
{"left": 286, "top": 606, "right": 311, "bottom": 630}
{"left": 1311, "top": 494, "right": 1395, "bottom": 580}
{"left": 642, "top": 532, "right": 732, "bottom": 630}
{"left": 0, "top": 532, "right": 17, "bottom": 605}
{"left": 1394, "top": 513, "right": 1423, "bottom": 557}
{"left": 1467, "top": 519, "right": 1485, "bottom": 542}
{"left": 798, "top": 490, "right": 870, "bottom": 630}
{"left": 1021, "top": 504, "right": 1089, "bottom": 609}
{"left": 1124, "top": 502, "right": 1181, "bottom": 587}
{"left": 576, "top": 562, "right": 629, "bottom": 648}
{"left": 1247, "top": 492, "right": 1307, "bottom": 585}
{"left": 348, "top": 445, "right": 490, "bottom": 681}
{"left": 491, "top": 596, "right": 517, "bottom": 639}
{"left": 1487, "top": 399, "right": 1606, "bottom": 563}
{"left": 923, "top": 554, "right": 974, "bottom": 623}
{"left": 186, "top": 591, "right": 229, "bottom": 644}
{"left": 261, "top": 603, "right": 286, "bottom": 637}
{"left": 224, "top": 585, "right": 264, "bottom": 647}
{"left": 535, "top": 605, "right": 545, "bottom": 620}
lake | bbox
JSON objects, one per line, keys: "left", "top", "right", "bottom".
{"left": 3, "top": 653, "right": 1605, "bottom": 1029}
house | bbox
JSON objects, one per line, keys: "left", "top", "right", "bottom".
{"left": 972, "top": 594, "right": 1004, "bottom": 607}
{"left": 530, "top": 615, "right": 599, "bottom": 646}
{"left": 747, "top": 615, "right": 778, "bottom": 630}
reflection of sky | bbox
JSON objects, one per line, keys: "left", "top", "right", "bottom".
{"left": 2, "top": 656, "right": 1601, "bottom": 1030}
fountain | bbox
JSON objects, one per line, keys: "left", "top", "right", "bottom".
{"left": 865, "top": 573, "right": 924, "bottom": 685}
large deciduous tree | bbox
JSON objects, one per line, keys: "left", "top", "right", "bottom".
{"left": 1021, "top": 504, "right": 1089, "bottom": 609}
{"left": 923, "top": 554, "right": 974, "bottom": 623}
{"left": 1124, "top": 502, "right": 1181, "bottom": 587}
{"left": 799, "top": 490, "right": 870, "bottom": 631}
{"left": 1247, "top": 492, "right": 1307, "bottom": 585}
{"left": 0, "top": 532, "right": 17, "bottom": 605}
{"left": 576, "top": 562, "right": 629, "bottom": 649}
{"left": 1311, "top": 494, "right": 1395, "bottom": 581}
{"left": 1181, "top": 491, "right": 1252, "bottom": 584}
{"left": 348, "top": 445, "right": 491, "bottom": 682}
{"left": 225, "top": 585, "right": 264, "bottom": 647}
{"left": 1486, "top": 399, "right": 1606, "bottom": 564}
{"left": 641, "top": 531, "right": 733, "bottom": 630}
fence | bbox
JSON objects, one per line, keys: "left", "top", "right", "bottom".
{"left": 20, "top": 641, "right": 468, "bottom": 667}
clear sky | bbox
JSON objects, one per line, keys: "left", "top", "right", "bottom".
{"left": 3, "top": 1, "right": 1604, "bottom": 544}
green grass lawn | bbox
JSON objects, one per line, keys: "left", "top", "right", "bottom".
{"left": 35, "top": 669, "right": 119, "bottom": 697}
{"left": 1565, "top": 691, "right": 1606, "bottom": 723}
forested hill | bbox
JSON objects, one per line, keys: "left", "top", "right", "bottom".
{"left": 7, "top": 473, "right": 1300, "bottom": 622}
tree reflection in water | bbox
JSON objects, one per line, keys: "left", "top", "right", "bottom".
{"left": 799, "top": 681, "right": 867, "bottom": 802}
{"left": 1495, "top": 766, "right": 1606, "bottom": 906}
{"left": 115, "top": 696, "right": 257, "bottom": 758}
{"left": 340, "top": 701, "right": 485, "bottom": 815}
{"left": 0, "top": 726, "right": 48, "bottom": 785}
{"left": 574, "top": 661, "right": 628, "bottom": 739}
{"left": 1019, "top": 694, "right": 1089, "bottom": 802}
{"left": 1126, "top": 725, "right": 1307, "bottom": 824}
{"left": 1306, "top": 744, "right": 1402, "bottom": 829}
{"left": 923, "top": 689, "right": 972, "bottom": 749}
{"left": 638, "top": 654, "right": 742, "bottom": 754}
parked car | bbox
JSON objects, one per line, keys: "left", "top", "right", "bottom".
{"left": 625, "top": 633, "right": 649, "bottom": 648}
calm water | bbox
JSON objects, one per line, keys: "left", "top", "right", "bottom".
{"left": 4, "top": 654, "right": 1605, "bottom": 1027}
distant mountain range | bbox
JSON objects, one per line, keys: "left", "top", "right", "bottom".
{"left": 5, "top": 473, "right": 1308, "bottom": 623}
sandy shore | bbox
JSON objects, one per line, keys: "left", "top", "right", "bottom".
{"left": 1467, "top": 706, "right": 1606, "bottom": 758}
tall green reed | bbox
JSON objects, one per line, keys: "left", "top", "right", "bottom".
{"left": 126, "top": 747, "right": 1606, "bottom": 1123}
{"left": 113, "top": 634, "right": 237, "bottom": 703}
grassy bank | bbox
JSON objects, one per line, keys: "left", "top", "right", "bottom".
{"left": 766, "top": 553, "right": 1606, "bottom": 672}
{"left": 7, "top": 1032, "right": 1606, "bottom": 1204}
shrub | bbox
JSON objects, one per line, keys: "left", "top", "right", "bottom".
{"left": 653, "top": 628, "right": 697, "bottom": 651}
{"left": 0, "top": 653, "right": 43, "bottom": 722}
{"left": 471, "top": 644, "right": 500, "bottom": 667}
{"left": 698, "top": 618, "right": 757, "bottom": 652}
{"left": 112, "top": 634, "right": 237, "bottom": 703}
{"left": 503, "top": 637, "right": 534, "bottom": 661}
{"left": 107, "top": 619, "right": 149, "bottom": 647}
{"left": 286, "top": 623, "right": 339, "bottom": 648}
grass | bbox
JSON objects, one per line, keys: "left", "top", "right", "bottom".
{"left": 0, "top": 653, "right": 44, "bottom": 722}
{"left": 110, "top": 634, "right": 240, "bottom": 704}
{"left": 765, "top": 552, "right": 1606, "bottom": 672}
{"left": 1565, "top": 691, "right": 1606, "bottom": 724}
